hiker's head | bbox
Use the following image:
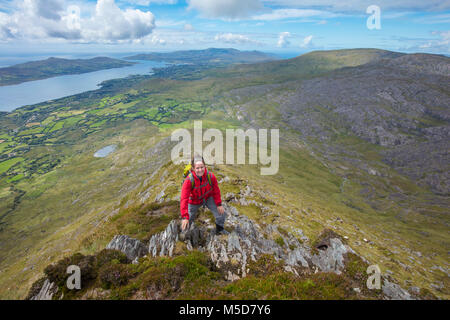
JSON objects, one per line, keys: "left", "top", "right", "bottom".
{"left": 191, "top": 154, "right": 205, "bottom": 177}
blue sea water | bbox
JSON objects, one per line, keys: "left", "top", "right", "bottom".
{"left": 0, "top": 57, "right": 166, "bottom": 112}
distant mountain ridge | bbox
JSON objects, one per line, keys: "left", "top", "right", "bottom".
{"left": 124, "top": 48, "right": 277, "bottom": 65}
{"left": 147, "top": 48, "right": 409, "bottom": 82}
{"left": 0, "top": 57, "right": 136, "bottom": 86}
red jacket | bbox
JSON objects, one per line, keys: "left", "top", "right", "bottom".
{"left": 180, "top": 167, "right": 222, "bottom": 220}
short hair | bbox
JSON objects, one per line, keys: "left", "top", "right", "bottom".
{"left": 191, "top": 154, "right": 205, "bottom": 167}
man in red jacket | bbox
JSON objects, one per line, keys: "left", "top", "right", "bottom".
{"left": 180, "top": 155, "right": 227, "bottom": 235}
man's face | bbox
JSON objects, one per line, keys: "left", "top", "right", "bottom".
{"left": 193, "top": 161, "right": 205, "bottom": 177}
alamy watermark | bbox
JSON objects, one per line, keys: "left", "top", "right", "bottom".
{"left": 66, "top": 265, "right": 81, "bottom": 290}
{"left": 170, "top": 121, "right": 279, "bottom": 175}
{"left": 367, "top": 5, "right": 381, "bottom": 30}
{"left": 367, "top": 264, "right": 381, "bottom": 290}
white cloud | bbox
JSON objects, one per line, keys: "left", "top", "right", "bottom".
{"left": 261, "top": 0, "right": 450, "bottom": 12}
{"left": 124, "top": 0, "right": 178, "bottom": 5}
{"left": 253, "top": 8, "right": 338, "bottom": 20}
{"left": 149, "top": 34, "right": 166, "bottom": 45}
{"left": 0, "top": 0, "right": 155, "bottom": 43}
{"left": 396, "top": 30, "right": 450, "bottom": 53}
{"left": 300, "top": 35, "right": 313, "bottom": 47}
{"left": 0, "top": 12, "right": 14, "bottom": 41}
{"left": 0, "top": 0, "right": 70, "bottom": 40}
{"left": 214, "top": 33, "right": 258, "bottom": 44}
{"left": 184, "top": 23, "right": 194, "bottom": 31}
{"left": 132, "top": 28, "right": 207, "bottom": 47}
{"left": 423, "top": 30, "right": 450, "bottom": 50}
{"left": 24, "top": 0, "right": 65, "bottom": 21}
{"left": 82, "top": 0, "right": 155, "bottom": 41}
{"left": 277, "top": 31, "right": 290, "bottom": 47}
{"left": 187, "top": 0, "right": 263, "bottom": 20}
{"left": 438, "top": 30, "right": 450, "bottom": 43}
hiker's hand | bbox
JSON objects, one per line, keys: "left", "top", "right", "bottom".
{"left": 181, "top": 219, "right": 189, "bottom": 231}
{"left": 218, "top": 205, "right": 225, "bottom": 215}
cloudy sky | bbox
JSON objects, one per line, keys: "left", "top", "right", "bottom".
{"left": 0, "top": 0, "right": 449, "bottom": 55}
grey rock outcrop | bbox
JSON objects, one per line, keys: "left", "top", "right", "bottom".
{"left": 382, "top": 279, "right": 413, "bottom": 300}
{"left": 311, "top": 238, "right": 355, "bottom": 274}
{"left": 148, "top": 220, "right": 179, "bottom": 257}
{"left": 30, "top": 279, "right": 57, "bottom": 300}
{"left": 106, "top": 235, "right": 147, "bottom": 261}
{"left": 287, "top": 247, "right": 310, "bottom": 268}
{"left": 140, "top": 202, "right": 358, "bottom": 281}
{"left": 101, "top": 201, "right": 413, "bottom": 299}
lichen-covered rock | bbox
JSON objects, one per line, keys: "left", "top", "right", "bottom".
{"left": 106, "top": 235, "right": 147, "bottom": 261}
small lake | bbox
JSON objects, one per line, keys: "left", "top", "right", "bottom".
{"left": 94, "top": 144, "right": 117, "bottom": 158}
{"left": 0, "top": 59, "right": 167, "bottom": 112}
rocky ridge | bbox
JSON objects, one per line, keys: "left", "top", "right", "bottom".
{"left": 30, "top": 198, "right": 414, "bottom": 300}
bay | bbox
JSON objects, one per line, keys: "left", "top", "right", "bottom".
{"left": 0, "top": 59, "right": 166, "bottom": 112}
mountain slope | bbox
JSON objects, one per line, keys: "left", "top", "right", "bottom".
{"left": 200, "top": 48, "right": 405, "bottom": 80}
{"left": 147, "top": 48, "right": 405, "bottom": 83}
{"left": 223, "top": 52, "right": 450, "bottom": 195}
{"left": 0, "top": 48, "right": 448, "bottom": 299}
{"left": 26, "top": 160, "right": 424, "bottom": 300}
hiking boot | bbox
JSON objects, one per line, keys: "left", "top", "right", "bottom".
{"left": 216, "top": 229, "right": 230, "bottom": 236}
{"left": 215, "top": 224, "right": 229, "bottom": 236}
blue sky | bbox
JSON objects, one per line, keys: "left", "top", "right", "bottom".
{"left": 0, "top": 0, "right": 449, "bottom": 55}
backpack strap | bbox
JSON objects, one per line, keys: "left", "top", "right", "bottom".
{"left": 188, "top": 171, "right": 213, "bottom": 189}
{"left": 188, "top": 172, "right": 195, "bottom": 189}
{"left": 206, "top": 171, "right": 212, "bottom": 187}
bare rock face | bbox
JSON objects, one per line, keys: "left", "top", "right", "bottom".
{"left": 106, "top": 235, "right": 147, "bottom": 261}
{"left": 286, "top": 247, "right": 310, "bottom": 268}
{"left": 205, "top": 203, "right": 288, "bottom": 280}
{"left": 382, "top": 279, "right": 413, "bottom": 300}
{"left": 148, "top": 220, "right": 179, "bottom": 257}
{"left": 311, "top": 237, "right": 355, "bottom": 274}
{"left": 30, "top": 279, "right": 57, "bottom": 300}
{"left": 207, "top": 231, "right": 249, "bottom": 280}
